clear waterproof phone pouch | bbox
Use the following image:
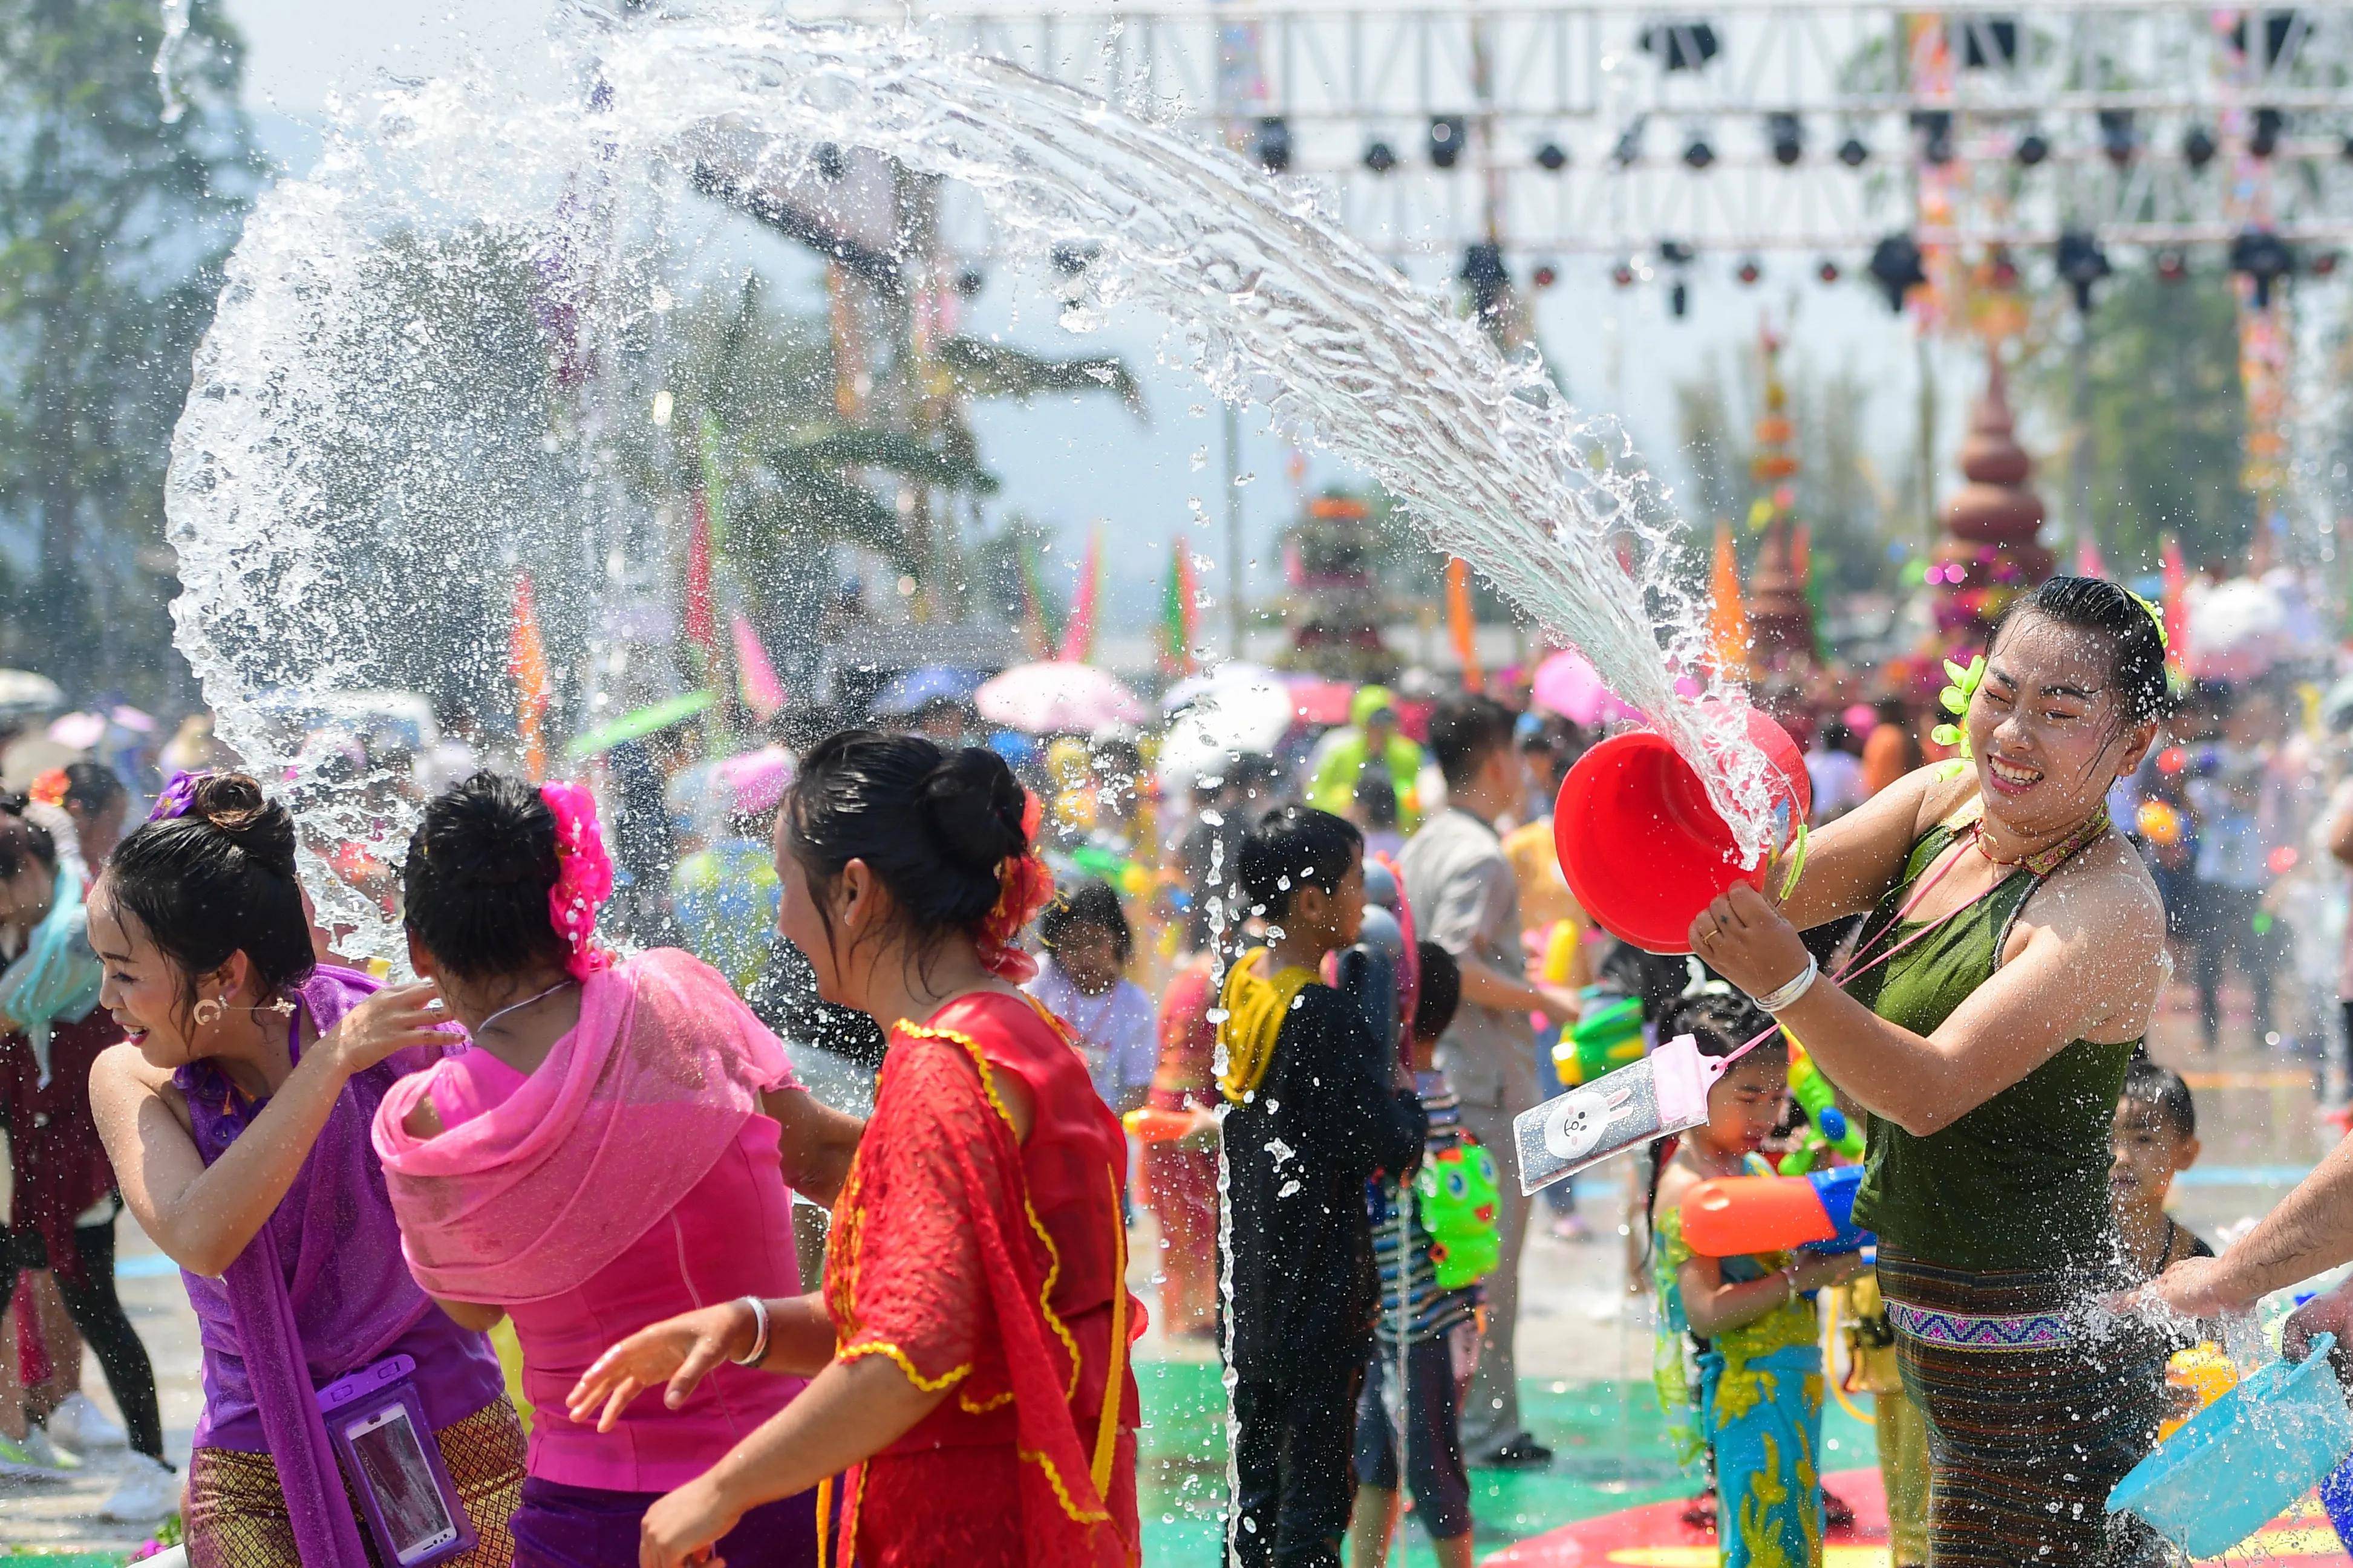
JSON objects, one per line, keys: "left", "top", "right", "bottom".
{"left": 316, "top": 1354, "right": 477, "bottom": 1567}
{"left": 1510, "top": 1032, "right": 1724, "bottom": 1195}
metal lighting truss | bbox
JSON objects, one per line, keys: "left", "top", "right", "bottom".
{"left": 776, "top": 1, "right": 2353, "bottom": 261}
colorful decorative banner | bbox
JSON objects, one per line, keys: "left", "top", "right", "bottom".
{"left": 508, "top": 573, "right": 551, "bottom": 782}
{"left": 684, "top": 495, "right": 718, "bottom": 657}
{"left": 732, "top": 611, "right": 786, "bottom": 721}
{"left": 1160, "top": 535, "right": 1199, "bottom": 675}
{"left": 1060, "top": 526, "right": 1103, "bottom": 664}
{"left": 1446, "top": 556, "right": 1483, "bottom": 691}
{"left": 1707, "top": 522, "right": 1752, "bottom": 680}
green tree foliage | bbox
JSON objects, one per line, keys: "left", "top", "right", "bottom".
{"left": 2018, "top": 272, "right": 2250, "bottom": 572}
{"left": 0, "top": 0, "right": 260, "bottom": 695}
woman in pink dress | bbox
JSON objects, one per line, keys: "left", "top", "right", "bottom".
{"left": 372, "top": 774, "right": 862, "bottom": 1568}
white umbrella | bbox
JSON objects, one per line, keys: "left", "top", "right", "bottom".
{"left": 2187, "top": 579, "right": 2293, "bottom": 684}
{"left": 1161, "top": 661, "right": 1284, "bottom": 715}
{"left": 0, "top": 670, "right": 62, "bottom": 714}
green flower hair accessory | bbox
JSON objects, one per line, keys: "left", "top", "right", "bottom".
{"left": 1931, "top": 654, "right": 1985, "bottom": 755}
{"left": 2126, "top": 588, "right": 2189, "bottom": 703}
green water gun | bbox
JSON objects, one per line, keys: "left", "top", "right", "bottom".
{"left": 1550, "top": 990, "right": 1645, "bottom": 1088}
{"left": 1415, "top": 1140, "right": 1503, "bottom": 1290}
{"left": 1778, "top": 1034, "right": 1866, "bottom": 1175}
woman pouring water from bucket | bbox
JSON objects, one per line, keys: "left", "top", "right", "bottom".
{"left": 1566, "top": 577, "right": 2176, "bottom": 1566}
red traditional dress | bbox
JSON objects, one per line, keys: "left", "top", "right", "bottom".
{"left": 822, "top": 991, "right": 1143, "bottom": 1568}
{"left": 1142, "top": 954, "right": 1220, "bottom": 1338}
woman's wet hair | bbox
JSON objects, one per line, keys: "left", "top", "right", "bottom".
{"left": 782, "top": 729, "right": 1030, "bottom": 952}
{"left": 402, "top": 772, "right": 569, "bottom": 983}
{"left": 1039, "top": 876, "right": 1134, "bottom": 965}
{"left": 0, "top": 793, "right": 57, "bottom": 882}
{"left": 103, "top": 774, "right": 315, "bottom": 1009}
{"left": 1986, "top": 574, "right": 2176, "bottom": 729}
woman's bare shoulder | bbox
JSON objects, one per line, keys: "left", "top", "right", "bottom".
{"left": 90, "top": 1042, "right": 193, "bottom": 1136}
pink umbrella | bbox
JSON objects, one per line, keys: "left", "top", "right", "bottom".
{"left": 975, "top": 661, "right": 1147, "bottom": 735}
{"left": 1532, "top": 650, "right": 1642, "bottom": 727}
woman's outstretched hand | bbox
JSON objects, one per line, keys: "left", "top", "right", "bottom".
{"left": 639, "top": 1472, "right": 741, "bottom": 1568}
{"left": 1688, "top": 883, "right": 1813, "bottom": 1003}
{"left": 568, "top": 1301, "right": 754, "bottom": 1433}
{"left": 321, "top": 981, "right": 449, "bottom": 1079}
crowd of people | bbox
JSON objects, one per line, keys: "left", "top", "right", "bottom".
{"left": 9, "top": 571, "right": 2353, "bottom": 1566}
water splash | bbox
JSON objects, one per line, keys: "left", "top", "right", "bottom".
{"left": 153, "top": 0, "right": 191, "bottom": 124}
{"left": 167, "top": 3, "right": 1770, "bottom": 958}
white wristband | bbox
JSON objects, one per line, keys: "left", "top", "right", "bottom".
{"left": 1751, "top": 954, "right": 1819, "bottom": 1015}
{"left": 731, "top": 1295, "right": 771, "bottom": 1367}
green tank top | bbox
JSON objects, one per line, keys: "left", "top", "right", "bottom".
{"left": 1847, "top": 819, "right": 2136, "bottom": 1273}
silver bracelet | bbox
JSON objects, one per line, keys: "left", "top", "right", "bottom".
{"left": 731, "top": 1295, "right": 771, "bottom": 1367}
{"left": 1750, "top": 954, "right": 1819, "bottom": 1015}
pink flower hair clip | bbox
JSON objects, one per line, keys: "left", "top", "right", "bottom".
{"left": 540, "top": 780, "right": 615, "bottom": 981}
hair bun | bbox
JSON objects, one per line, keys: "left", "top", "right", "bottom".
{"left": 919, "top": 747, "right": 1028, "bottom": 873}
{"left": 189, "top": 773, "right": 298, "bottom": 876}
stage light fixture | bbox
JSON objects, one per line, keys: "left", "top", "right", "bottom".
{"left": 2155, "top": 248, "right": 2190, "bottom": 282}
{"left": 1836, "top": 135, "right": 1869, "bottom": 168}
{"left": 1767, "top": 113, "right": 1804, "bottom": 166}
{"left": 1363, "top": 140, "right": 1398, "bottom": 174}
{"left": 2182, "top": 126, "right": 2218, "bottom": 171}
{"left": 1611, "top": 260, "right": 1638, "bottom": 288}
{"left": 1683, "top": 136, "right": 1716, "bottom": 171}
{"left": 1737, "top": 256, "right": 1763, "bottom": 285}
{"left": 1531, "top": 261, "right": 1561, "bottom": 289}
{"left": 1535, "top": 141, "right": 1569, "bottom": 172}
{"left": 1911, "top": 111, "right": 1954, "bottom": 166}
{"left": 2251, "top": 108, "right": 2286, "bottom": 159}
{"left": 2231, "top": 228, "right": 2295, "bottom": 308}
{"left": 1988, "top": 246, "right": 2020, "bottom": 290}
{"left": 1669, "top": 280, "right": 1690, "bottom": 319}
{"left": 1638, "top": 20, "right": 1720, "bottom": 73}
{"left": 1958, "top": 15, "right": 2020, "bottom": 69}
{"left": 1051, "top": 242, "right": 1098, "bottom": 277}
{"left": 2099, "top": 110, "right": 2137, "bottom": 166}
{"left": 2313, "top": 252, "right": 2340, "bottom": 278}
{"left": 2055, "top": 230, "right": 2112, "bottom": 311}
{"left": 2014, "top": 131, "right": 2049, "bottom": 167}
{"left": 814, "top": 142, "right": 847, "bottom": 181}
{"left": 1659, "top": 239, "right": 1696, "bottom": 267}
{"left": 1612, "top": 119, "right": 1646, "bottom": 168}
{"left": 1816, "top": 258, "right": 1841, "bottom": 284}
{"left": 1868, "top": 233, "right": 1928, "bottom": 313}
{"left": 955, "top": 268, "right": 987, "bottom": 298}
{"left": 1429, "top": 116, "right": 1467, "bottom": 169}
{"left": 2231, "top": 9, "right": 2312, "bottom": 70}
{"left": 1255, "top": 117, "right": 1293, "bottom": 174}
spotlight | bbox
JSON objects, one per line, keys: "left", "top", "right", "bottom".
{"left": 1535, "top": 141, "right": 1569, "bottom": 172}
{"left": 2231, "top": 228, "right": 2295, "bottom": 308}
{"left": 1817, "top": 258, "right": 1841, "bottom": 284}
{"left": 1767, "top": 112, "right": 1804, "bottom": 167}
{"left": 1363, "top": 139, "right": 1398, "bottom": 174}
{"left": 1737, "top": 256, "right": 1763, "bottom": 285}
{"left": 2155, "top": 247, "right": 2190, "bottom": 283}
{"left": 1612, "top": 118, "right": 1646, "bottom": 168}
{"left": 2099, "top": 109, "right": 2136, "bottom": 166}
{"left": 1051, "top": 242, "right": 1098, "bottom": 276}
{"left": 2182, "top": 126, "right": 2218, "bottom": 171}
{"left": 1531, "top": 261, "right": 1561, "bottom": 289}
{"left": 1255, "top": 116, "right": 1293, "bottom": 174}
{"left": 955, "top": 268, "right": 987, "bottom": 298}
{"left": 1683, "top": 136, "right": 1715, "bottom": 171}
{"left": 1659, "top": 239, "right": 1696, "bottom": 267}
{"left": 1868, "top": 233, "right": 1927, "bottom": 313}
{"left": 2314, "top": 252, "right": 2340, "bottom": 278}
{"left": 1958, "top": 15, "right": 2020, "bottom": 69}
{"left": 2231, "top": 10, "right": 2312, "bottom": 70}
{"left": 2014, "top": 131, "right": 2049, "bottom": 168}
{"left": 1669, "top": 279, "right": 1689, "bottom": 319}
{"left": 1429, "top": 115, "right": 1467, "bottom": 169}
{"left": 814, "top": 142, "right": 847, "bottom": 181}
{"left": 1988, "top": 246, "right": 2020, "bottom": 290}
{"left": 1911, "top": 111, "right": 1953, "bottom": 166}
{"left": 1461, "top": 241, "right": 1510, "bottom": 316}
{"left": 1638, "top": 20, "right": 1720, "bottom": 73}
{"left": 1836, "top": 135, "right": 1869, "bottom": 168}
{"left": 2251, "top": 108, "right": 2286, "bottom": 159}
{"left": 1611, "top": 260, "right": 1638, "bottom": 288}
{"left": 2055, "top": 229, "right": 2112, "bottom": 311}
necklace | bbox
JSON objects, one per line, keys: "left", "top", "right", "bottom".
{"left": 1973, "top": 804, "right": 2112, "bottom": 877}
{"left": 474, "top": 977, "right": 576, "bottom": 1039}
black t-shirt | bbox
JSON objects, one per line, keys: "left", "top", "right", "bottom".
{"left": 1221, "top": 984, "right": 1426, "bottom": 1379}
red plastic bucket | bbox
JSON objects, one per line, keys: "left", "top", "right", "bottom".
{"left": 1552, "top": 711, "right": 1811, "bottom": 955}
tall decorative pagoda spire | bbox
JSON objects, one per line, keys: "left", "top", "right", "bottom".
{"left": 1746, "top": 326, "right": 1816, "bottom": 671}
{"left": 1931, "top": 343, "right": 2053, "bottom": 653}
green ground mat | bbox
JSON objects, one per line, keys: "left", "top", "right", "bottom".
{"left": 1137, "top": 1360, "right": 1878, "bottom": 1564}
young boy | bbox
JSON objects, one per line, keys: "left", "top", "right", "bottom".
{"left": 1348, "top": 943, "right": 1487, "bottom": 1568}
{"left": 2111, "top": 1058, "right": 2212, "bottom": 1281}
{"left": 1221, "top": 804, "right": 1428, "bottom": 1568}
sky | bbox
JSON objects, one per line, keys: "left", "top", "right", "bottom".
{"left": 218, "top": 0, "right": 1990, "bottom": 634}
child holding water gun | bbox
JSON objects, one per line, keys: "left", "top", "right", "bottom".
{"left": 1348, "top": 944, "right": 1494, "bottom": 1568}
{"left": 1646, "top": 995, "right": 1860, "bottom": 1568}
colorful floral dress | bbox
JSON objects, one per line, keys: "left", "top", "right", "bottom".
{"left": 822, "top": 992, "right": 1141, "bottom": 1568}
{"left": 1652, "top": 1206, "right": 1826, "bottom": 1568}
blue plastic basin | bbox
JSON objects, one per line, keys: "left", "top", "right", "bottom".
{"left": 2109, "top": 1332, "right": 2353, "bottom": 1557}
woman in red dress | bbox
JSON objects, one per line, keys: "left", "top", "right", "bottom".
{"left": 567, "top": 732, "right": 1141, "bottom": 1568}
{"left": 1142, "top": 951, "right": 1220, "bottom": 1339}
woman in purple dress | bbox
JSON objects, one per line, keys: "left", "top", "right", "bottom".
{"left": 86, "top": 773, "right": 524, "bottom": 1567}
